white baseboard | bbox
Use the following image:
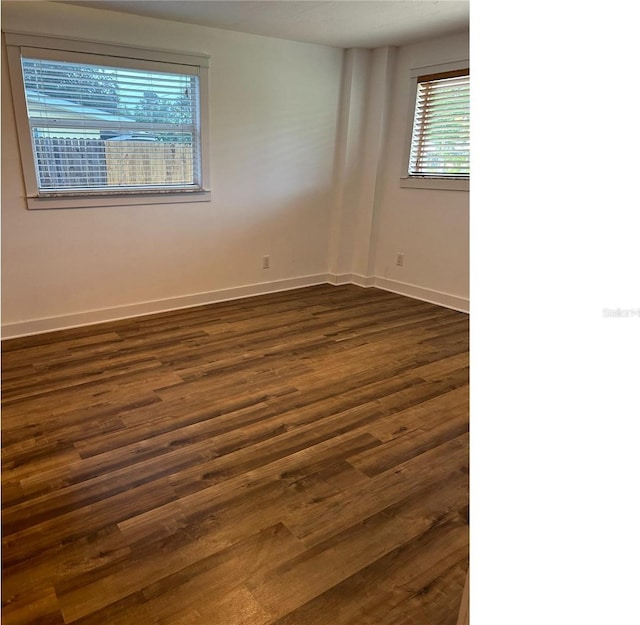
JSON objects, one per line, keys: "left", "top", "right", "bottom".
{"left": 2, "top": 274, "right": 468, "bottom": 339}
{"left": 373, "top": 277, "right": 469, "bottom": 313}
{"left": 328, "top": 274, "right": 469, "bottom": 313}
{"left": 1, "top": 274, "right": 330, "bottom": 340}
{"left": 327, "top": 273, "right": 375, "bottom": 287}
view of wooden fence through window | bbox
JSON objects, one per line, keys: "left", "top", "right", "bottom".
{"left": 33, "top": 137, "right": 193, "bottom": 189}
{"left": 105, "top": 141, "right": 193, "bottom": 187}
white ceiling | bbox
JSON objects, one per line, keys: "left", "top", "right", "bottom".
{"left": 55, "top": 1, "right": 470, "bottom": 49}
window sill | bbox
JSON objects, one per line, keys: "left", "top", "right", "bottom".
{"left": 26, "top": 190, "right": 212, "bottom": 210}
{"left": 400, "top": 177, "right": 469, "bottom": 192}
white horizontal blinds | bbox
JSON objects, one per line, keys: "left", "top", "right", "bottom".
{"left": 409, "top": 69, "right": 469, "bottom": 179}
{"left": 21, "top": 56, "right": 200, "bottom": 193}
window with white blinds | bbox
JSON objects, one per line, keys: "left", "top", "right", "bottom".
{"left": 5, "top": 32, "right": 210, "bottom": 208}
{"left": 21, "top": 57, "right": 200, "bottom": 193}
{"left": 408, "top": 69, "right": 469, "bottom": 179}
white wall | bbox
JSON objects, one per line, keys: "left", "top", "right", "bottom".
{"left": 372, "top": 34, "right": 470, "bottom": 310}
{"left": 1, "top": 1, "right": 343, "bottom": 335}
{"left": 327, "top": 46, "right": 396, "bottom": 283}
{"left": 1, "top": 2, "right": 470, "bottom": 337}
{"left": 326, "top": 32, "right": 469, "bottom": 311}
{"left": 327, "top": 47, "right": 372, "bottom": 279}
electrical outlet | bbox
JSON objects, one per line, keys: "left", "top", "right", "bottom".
{"left": 396, "top": 253, "right": 404, "bottom": 267}
{"left": 262, "top": 255, "right": 271, "bottom": 269}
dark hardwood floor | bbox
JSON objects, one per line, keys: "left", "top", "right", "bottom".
{"left": 1, "top": 284, "right": 469, "bottom": 625}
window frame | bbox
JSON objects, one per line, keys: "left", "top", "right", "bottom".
{"left": 4, "top": 31, "right": 211, "bottom": 209}
{"left": 400, "top": 60, "right": 469, "bottom": 192}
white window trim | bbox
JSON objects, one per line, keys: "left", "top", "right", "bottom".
{"left": 400, "top": 59, "right": 469, "bottom": 192}
{"left": 4, "top": 31, "right": 211, "bottom": 209}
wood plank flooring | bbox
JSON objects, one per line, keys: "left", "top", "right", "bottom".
{"left": 1, "top": 284, "right": 469, "bottom": 625}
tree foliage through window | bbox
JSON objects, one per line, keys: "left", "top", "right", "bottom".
{"left": 23, "top": 59, "right": 195, "bottom": 141}
{"left": 23, "top": 61, "right": 120, "bottom": 113}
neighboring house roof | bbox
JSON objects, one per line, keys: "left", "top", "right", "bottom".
{"left": 25, "top": 89, "right": 135, "bottom": 123}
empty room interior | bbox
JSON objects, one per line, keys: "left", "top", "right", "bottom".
{"left": 1, "top": 1, "right": 470, "bottom": 624}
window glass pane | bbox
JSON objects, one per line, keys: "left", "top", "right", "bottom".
{"left": 21, "top": 57, "right": 200, "bottom": 192}
{"left": 409, "top": 73, "right": 469, "bottom": 179}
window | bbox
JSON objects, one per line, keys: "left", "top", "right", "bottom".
{"left": 5, "top": 33, "right": 210, "bottom": 208}
{"left": 401, "top": 66, "right": 469, "bottom": 191}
